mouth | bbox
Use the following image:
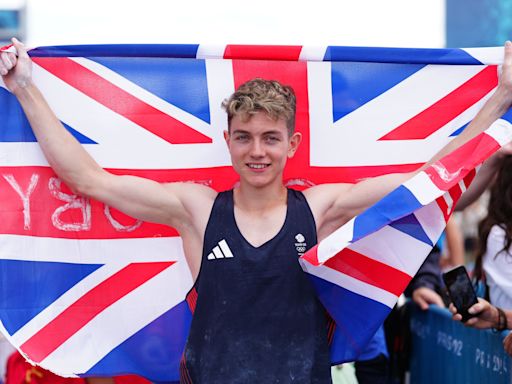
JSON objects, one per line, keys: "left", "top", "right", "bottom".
{"left": 247, "top": 163, "right": 270, "bottom": 170}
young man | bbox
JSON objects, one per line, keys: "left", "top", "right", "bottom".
{"left": 1, "top": 39, "right": 512, "bottom": 383}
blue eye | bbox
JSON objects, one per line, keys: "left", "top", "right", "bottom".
{"left": 235, "top": 134, "right": 249, "bottom": 141}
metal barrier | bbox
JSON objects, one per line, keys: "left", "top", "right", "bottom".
{"left": 410, "top": 304, "right": 511, "bottom": 383}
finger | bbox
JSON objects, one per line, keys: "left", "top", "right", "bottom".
{"left": 433, "top": 297, "right": 446, "bottom": 308}
{"left": 505, "top": 343, "right": 512, "bottom": 356}
{"left": 415, "top": 296, "right": 428, "bottom": 311}
{"left": 464, "top": 317, "right": 479, "bottom": 327}
{"left": 11, "top": 37, "right": 28, "bottom": 59}
{"left": 0, "top": 57, "right": 7, "bottom": 76}
{"left": 504, "top": 41, "right": 512, "bottom": 67}
{"left": 7, "top": 52, "right": 16, "bottom": 66}
{"left": 504, "top": 334, "right": 512, "bottom": 355}
{"left": 452, "top": 313, "right": 462, "bottom": 322}
{"left": 1, "top": 51, "right": 14, "bottom": 70}
{"left": 468, "top": 302, "right": 484, "bottom": 315}
{"left": 427, "top": 292, "right": 445, "bottom": 308}
{"left": 449, "top": 303, "right": 457, "bottom": 314}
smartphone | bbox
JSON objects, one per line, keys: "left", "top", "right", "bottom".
{"left": 442, "top": 266, "right": 479, "bottom": 322}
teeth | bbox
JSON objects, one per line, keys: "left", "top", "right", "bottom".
{"left": 248, "top": 164, "right": 267, "bottom": 169}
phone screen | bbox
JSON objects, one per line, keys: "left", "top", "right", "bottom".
{"left": 442, "top": 266, "right": 478, "bottom": 322}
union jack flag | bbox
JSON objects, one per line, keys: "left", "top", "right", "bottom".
{"left": 0, "top": 43, "right": 510, "bottom": 381}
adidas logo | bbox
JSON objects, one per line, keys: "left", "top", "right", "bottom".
{"left": 207, "top": 239, "right": 234, "bottom": 260}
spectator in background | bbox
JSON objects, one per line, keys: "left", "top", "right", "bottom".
{"left": 451, "top": 155, "right": 512, "bottom": 357}
{"left": 472, "top": 155, "right": 512, "bottom": 309}
{"left": 407, "top": 145, "right": 512, "bottom": 311}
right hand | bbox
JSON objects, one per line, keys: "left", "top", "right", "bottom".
{"left": 412, "top": 287, "right": 445, "bottom": 310}
{"left": 449, "top": 298, "right": 499, "bottom": 329}
{"left": 0, "top": 37, "right": 33, "bottom": 94}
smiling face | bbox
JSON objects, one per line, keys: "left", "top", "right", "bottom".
{"left": 224, "top": 112, "right": 301, "bottom": 190}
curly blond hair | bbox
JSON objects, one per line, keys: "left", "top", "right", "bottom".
{"left": 222, "top": 78, "right": 296, "bottom": 134}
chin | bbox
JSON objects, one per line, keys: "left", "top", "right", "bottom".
{"left": 245, "top": 175, "right": 280, "bottom": 189}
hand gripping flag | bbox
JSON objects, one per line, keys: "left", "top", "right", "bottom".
{"left": 0, "top": 43, "right": 511, "bottom": 381}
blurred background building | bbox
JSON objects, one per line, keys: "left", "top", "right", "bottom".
{"left": 0, "top": 0, "right": 25, "bottom": 44}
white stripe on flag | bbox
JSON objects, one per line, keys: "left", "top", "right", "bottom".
{"left": 300, "top": 261, "right": 397, "bottom": 309}
{"left": 299, "top": 46, "right": 328, "bottom": 61}
{"left": 403, "top": 171, "right": 445, "bottom": 205}
{"left": 485, "top": 118, "right": 512, "bottom": 146}
{"left": 348, "top": 225, "right": 433, "bottom": 277}
{"left": 0, "top": 234, "right": 183, "bottom": 264}
{"left": 462, "top": 48, "right": 504, "bottom": 65}
{"left": 196, "top": 44, "right": 227, "bottom": 59}
{"left": 442, "top": 192, "right": 454, "bottom": 215}
{"left": 316, "top": 218, "right": 355, "bottom": 264}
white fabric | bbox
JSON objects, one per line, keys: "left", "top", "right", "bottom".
{"left": 483, "top": 225, "right": 512, "bottom": 309}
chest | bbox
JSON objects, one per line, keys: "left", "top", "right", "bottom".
{"left": 234, "top": 205, "right": 287, "bottom": 248}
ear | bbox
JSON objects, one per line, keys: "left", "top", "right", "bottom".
{"left": 223, "top": 130, "right": 230, "bottom": 146}
{"left": 287, "top": 132, "right": 302, "bottom": 158}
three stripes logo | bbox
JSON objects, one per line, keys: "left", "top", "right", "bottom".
{"left": 207, "top": 239, "right": 234, "bottom": 260}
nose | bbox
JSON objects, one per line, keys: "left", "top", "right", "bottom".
{"left": 249, "top": 139, "right": 265, "bottom": 158}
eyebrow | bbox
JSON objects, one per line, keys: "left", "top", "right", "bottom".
{"left": 231, "top": 129, "right": 284, "bottom": 136}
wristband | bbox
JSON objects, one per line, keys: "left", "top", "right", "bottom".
{"left": 495, "top": 307, "right": 508, "bottom": 332}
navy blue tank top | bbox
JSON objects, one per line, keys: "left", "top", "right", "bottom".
{"left": 181, "top": 189, "right": 331, "bottom": 383}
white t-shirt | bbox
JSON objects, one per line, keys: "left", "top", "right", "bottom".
{"left": 483, "top": 225, "right": 512, "bottom": 309}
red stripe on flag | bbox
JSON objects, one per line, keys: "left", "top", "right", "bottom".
{"left": 464, "top": 168, "right": 477, "bottom": 187}
{"left": 448, "top": 183, "right": 463, "bottom": 208}
{"left": 20, "top": 262, "right": 175, "bottom": 362}
{"left": 0, "top": 43, "right": 13, "bottom": 52}
{"left": 224, "top": 45, "right": 302, "bottom": 61}
{"left": 436, "top": 196, "right": 450, "bottom": 222}
{"left": 186, "top": 288, "right": 198, "bottom": 314}
{"left": 301, "top": 244, "right": 320, "bottom": 265}
{"left": 426, "top": 133, "right": 501, "bottom": 191}
{"left": 32, "top": 57, "right": 212, "bottom": 145}
{"left": 0, "top": 165, "right": 239, "bottom": 239}
{"left": 379, "top": 66, "right": 498, "bottom": 140}
{"left": 324, "top": 248, "right": 412, "bottom": 296}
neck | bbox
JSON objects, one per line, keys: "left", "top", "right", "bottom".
{"left": 234, "top": 182, "right": 287, "bottom": 212}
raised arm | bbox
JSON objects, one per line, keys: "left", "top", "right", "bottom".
{"left": 0, "top": 39, "right": 216, "bottom": 234}
{"left": 307, "top": 41, "right": 512, "bottom": 239}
